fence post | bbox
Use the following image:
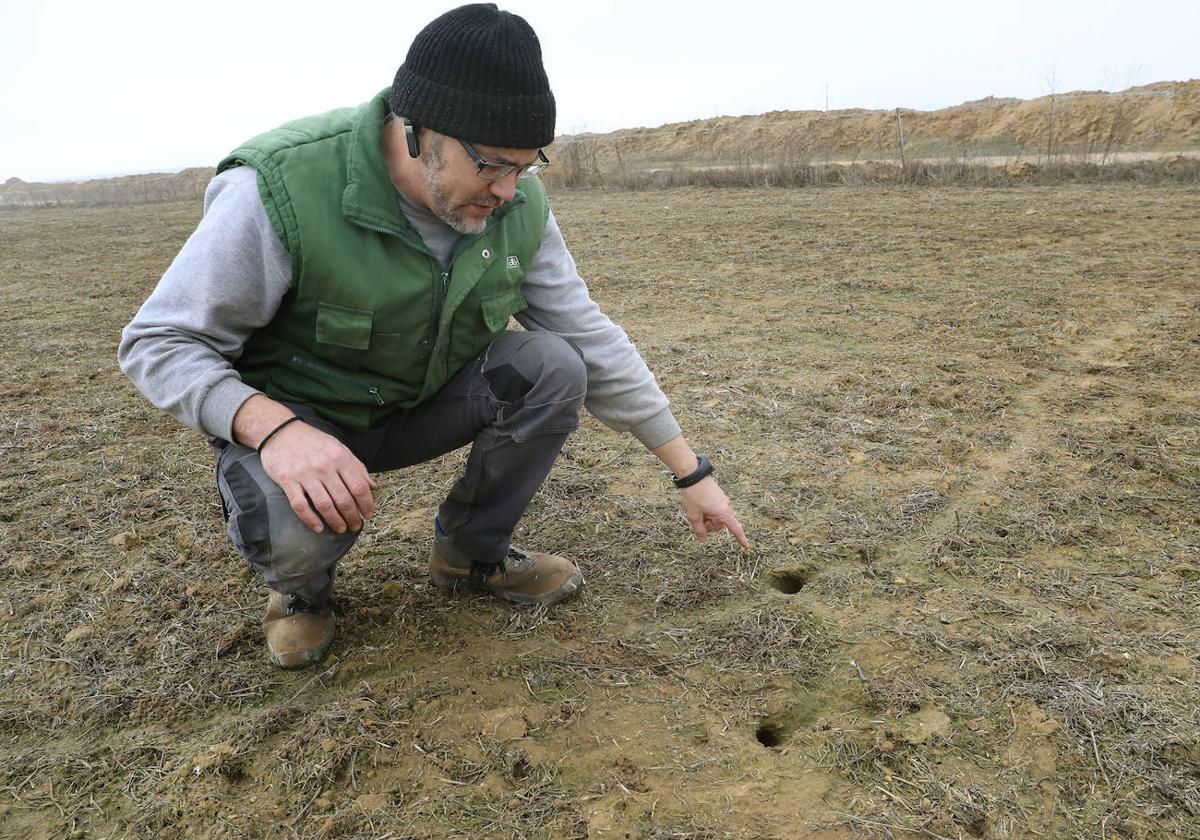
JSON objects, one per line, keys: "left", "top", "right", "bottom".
{"left": 894, "top": 108, "right": 907, "bottom": 169}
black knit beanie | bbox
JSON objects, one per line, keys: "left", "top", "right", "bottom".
{"left": 390, "top": 4, "right": 555, "bottom": 149}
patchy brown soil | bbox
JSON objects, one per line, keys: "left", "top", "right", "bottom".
{"left": 1, "top": 183, "right": 1197, "bottom": 839}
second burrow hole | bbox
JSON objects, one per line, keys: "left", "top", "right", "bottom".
{"left": 766, "top": 567, "right": 814, "bottom": 594}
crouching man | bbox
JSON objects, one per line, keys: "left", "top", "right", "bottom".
{"left": 119, "top": 3, "right": 749, "bottom": 669}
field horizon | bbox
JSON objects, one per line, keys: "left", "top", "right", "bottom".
{"left": 4, "top": 77, "right": 1198, "bottom": 206}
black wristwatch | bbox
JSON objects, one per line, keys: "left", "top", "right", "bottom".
{"left": 672, "top": 453, "right": 713, "bottom": 489}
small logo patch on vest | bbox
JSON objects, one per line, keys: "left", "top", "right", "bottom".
{"left": 506, "top": 256, "right": 520, "bottom": 269}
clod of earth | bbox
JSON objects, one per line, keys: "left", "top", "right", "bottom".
{"left": 898, "top": 706, "right": 952, "bottom": 745}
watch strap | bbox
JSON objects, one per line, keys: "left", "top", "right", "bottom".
{"left": 672, "top": 453, "right": 713, "bottom": 489}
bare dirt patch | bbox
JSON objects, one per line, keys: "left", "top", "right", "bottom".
{"left": 1, "top": 183, "right": 1197, "bottom": 838}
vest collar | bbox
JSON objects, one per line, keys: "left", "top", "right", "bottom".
{"left": 342, "top": 90, "right": 408, "bottom": 236}
{"left": 341, "top": 90, "right": 526, "bottom": 244}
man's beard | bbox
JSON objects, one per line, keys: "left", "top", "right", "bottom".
{"left": 422, "top": 136, "right": 498, "bottom": 235}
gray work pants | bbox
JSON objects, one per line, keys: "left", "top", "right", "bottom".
{"left": 213, "top": 331, "right": 587, "bottom": 606}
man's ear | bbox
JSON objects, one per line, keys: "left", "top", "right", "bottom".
{"left": 404, "top": 120, "right": 421, "bottom": 158}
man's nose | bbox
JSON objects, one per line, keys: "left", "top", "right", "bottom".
{"left": 488, "top": 173, "right": 519, "bottom": 202}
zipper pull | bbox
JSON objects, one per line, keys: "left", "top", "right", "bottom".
{"left": 441, "top": 271, "right": 449, "bottom": 292}
{"left": 368, "top": 386, "right": 385, "bottom": 406}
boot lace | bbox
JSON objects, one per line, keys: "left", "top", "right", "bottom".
{"left": 468, "top": 558, "right": 506, "bottom": 590}
{"left": 286, "top": 594, "right": 333, "bottom": 616}
{"left": 504, "top": 546, "right": 536, "bottom": 573}
{"left": 467, "top": 547, "right": 535, "bottom": 589}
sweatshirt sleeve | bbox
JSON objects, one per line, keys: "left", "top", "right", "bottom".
{"left": 117, "top": 165, "right": 292, "bottom": 442}
{"left": 514, "top": 210, "right": 682, "bottom": 450}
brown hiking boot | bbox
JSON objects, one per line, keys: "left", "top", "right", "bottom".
{"left": 429, "top": 542, "right": 584, "bottom": 606}
{"left": 262, "top": 591, "right": 335, "bottom": 669}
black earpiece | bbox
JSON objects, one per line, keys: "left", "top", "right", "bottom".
{"left": 404, "top": 120, "right": 421, "bottom": 158}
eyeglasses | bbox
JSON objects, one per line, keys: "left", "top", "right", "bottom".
{"left": 458, "top": 139, "right": 550, "bottom": 181}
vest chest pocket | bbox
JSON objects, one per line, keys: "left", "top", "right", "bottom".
{"left": 480, "top": 288, "right": 528, "bottom": 334}
{"left": 314, "top": 303, "right": 373, "bottom": 370}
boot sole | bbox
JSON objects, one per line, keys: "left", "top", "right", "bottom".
{"left": 429, "top": 568, "right": 583, "bottom": 606}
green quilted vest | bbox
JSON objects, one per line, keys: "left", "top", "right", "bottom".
{"left": 217, "top": 90, "right": 548, "bottom": 431}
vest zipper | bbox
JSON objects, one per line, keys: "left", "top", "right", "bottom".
{"left": 425, "top": 268, "right": 450, "bottom": 347}
{"left": 349, "top": 217, "right": 446, "bottom": 350}
{"left": 289, "top": 354, "right": 385, "bottom": 406}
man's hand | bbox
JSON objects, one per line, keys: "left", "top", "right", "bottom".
{"left": 681, "top": 477, "right": 750, "bottom": 548}
{"left": 259, "top": 422, "right": 378, "bottom": 534}
{"left": 233, "top": 394, "right": 377, "bottom": 534}
{"left": 651, "top": 434, "right": 751, "bottom": 549}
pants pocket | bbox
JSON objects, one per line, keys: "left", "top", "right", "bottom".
{"left": 214, "top": 441, "right": 360, "bottom": 589}
{"left": 216, "top": 446, "right": 274, "bottom": 570}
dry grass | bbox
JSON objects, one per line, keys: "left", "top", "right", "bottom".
{"left": 543, "top": 153, "right": 1200, "bottom": 191}
{"left": 1, "top": 182, "right": 1198, "bottom": 838}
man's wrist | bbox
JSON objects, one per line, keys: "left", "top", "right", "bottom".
{"left": 232, "top": 394, "right": 299, "bottom": 450}
{"left": 650, "top": 434, "right": 699, "bottom": 477}
{"left": 256, "top": 415, "right": 303, "bottom": 454}
{"left": 671, "top": 453, "right": 713, "bottom": 489}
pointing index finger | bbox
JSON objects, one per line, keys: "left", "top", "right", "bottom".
{"left": 724, "top": 515, "right": 751, "bottom": 549}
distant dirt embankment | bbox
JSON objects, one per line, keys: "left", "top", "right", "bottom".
{"left": 549, "top": 80, "right": 1200, "bottom": 182}
{"left": 1, "top": 168, "right": 212, "bottom": 209}
{"left": 4, "top": 80, "right": 1197, "bottom": 206}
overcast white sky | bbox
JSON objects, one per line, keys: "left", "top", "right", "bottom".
{"left": 2, "top": 0, "right": 1197, "bottom": 181}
